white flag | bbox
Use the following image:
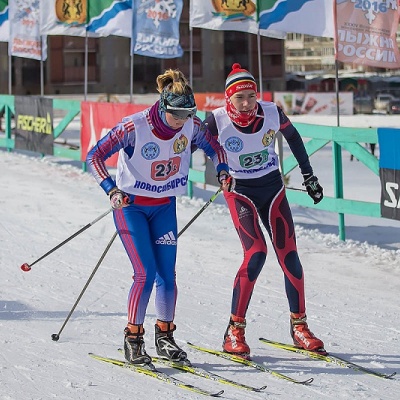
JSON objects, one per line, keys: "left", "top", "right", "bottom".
{"left": 86, "top": 0, "right": 132, "bottom": 37}
{"left": 9, "top": 0, "right": 47, "bottom": 60}
{"left": 190, "top": 0, "right": 285, "bottom": 39}
{"left": 258, "top": 0, "right": 334, "bottom": 38}
{"left": 40, "top": 0, "right": 88, "bottom": 37}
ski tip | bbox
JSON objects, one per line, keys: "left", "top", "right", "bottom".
{"left": 211, "top": 389, "right": 225, "bottom": 397}
{"left": 384, "top": 372, "right": 396, "bottom": 379}
{"left": 179, "top": 359, "right": 193, "bottom": 367}
{"left": 314, "top": 347, "right": 328, "bottom": 355}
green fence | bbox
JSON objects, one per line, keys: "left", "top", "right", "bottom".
{"left": 283, "top": 122, "right": 380, "bottom": 240}
{"left": 0, "top": 95, "right": 385, "bottom": 240}
{"left": 0, "top": 95, "right": 82, "bottom": 162}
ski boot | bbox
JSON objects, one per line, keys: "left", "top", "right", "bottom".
{"left": 222, "top": 314, "right": 250, "bottom": 359}
{"left": 155, "top": 320, "right": 189, "bottom": 364}
{"left": 290, "top": 313, "right": 326, "bottom": 353}
{"left": 124, "top": 323, "right": 152, "bottom": 366}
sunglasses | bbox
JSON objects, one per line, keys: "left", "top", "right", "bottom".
{"left": 165, "top": 105, "right": 197, "bottom": 120}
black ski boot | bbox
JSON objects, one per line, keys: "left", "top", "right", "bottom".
{"left": 124, "top": 323, "right": 152, "bottom": 366}
{"left": 155, "top": 320, "right": 189, "bottom": 364}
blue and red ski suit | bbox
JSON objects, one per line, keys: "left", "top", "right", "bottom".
{"left": 87, "top": 102, "right": 228, "bottom": 325}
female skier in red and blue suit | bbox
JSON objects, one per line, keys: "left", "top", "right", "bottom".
{"left": 86, "top": 69, "right": 233, "bottom": 366}
{"left": 204, "top": 63, "right": 325, "bottom": 358}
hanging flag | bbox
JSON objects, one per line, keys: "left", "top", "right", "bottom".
{"left": 9, "top": 0, "right": 47, "bottom": 60}
{"left": 0, "top": 0, "right": 9, "bottom": 42}
{"left": 40, "top": 0, "right": 88, "bottom": 36}
{"left": 86, "top": 0, "right": 132, "bottom": 37}
{"left": 258, "top": 0, "right": 334, "bottom": 38}
{"left": 41, "top": 0, "right": 132, "bottom": 37}
{"left": 190, "top": 0, "right": 285, "bottom": 38}
{"left": 131, "top": 0, "right": 183, "bottom": 58}
{"left": 334, "top": 0, "right": 400, "bottom": 69}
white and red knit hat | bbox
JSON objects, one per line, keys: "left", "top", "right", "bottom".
{"left": 225, "top": 63, "right": 257, "bottom": 98}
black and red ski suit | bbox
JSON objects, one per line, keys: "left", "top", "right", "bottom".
{"left": 204, "top": 104, "right": 313, "bottom": 317}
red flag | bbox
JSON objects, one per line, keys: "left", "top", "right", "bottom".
{"left": 81, "top": 102, "right": 148, "bottom": 167}
{"left": 334, "top": 0, "right": 400, "bottom": 69}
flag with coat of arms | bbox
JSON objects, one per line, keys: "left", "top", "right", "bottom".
{"left": 40, "top": 0, "right": 132, "bottom": 37}
{"left": 190, "top": 0, "right": 285, "bottom": 39}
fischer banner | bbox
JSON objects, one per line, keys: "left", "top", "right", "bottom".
{"left": 14, "top": 96, "right": 53, "bottom": 154}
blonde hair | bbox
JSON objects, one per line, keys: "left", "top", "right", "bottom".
{"left": 156, "top": 69, "right": 192, "bottom": 96}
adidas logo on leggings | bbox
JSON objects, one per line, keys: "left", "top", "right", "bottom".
{"left": 155, "top": 231, "right": 177, "bottom": 245}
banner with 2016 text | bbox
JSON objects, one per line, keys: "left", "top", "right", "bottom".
{"left": 334, "top": 0, "right": 400, "bottom": 69}
{"left": 9, "top": 0, "right": 47, "bottom": 60}
{"left": 131, "top": 0, "right": 183, "bottom": 58}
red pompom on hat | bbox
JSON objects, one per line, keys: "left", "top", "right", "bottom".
{"left": 225, "top": 63, "right": 257, "bottom": 97}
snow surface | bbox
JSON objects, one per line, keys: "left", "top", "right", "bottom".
{"left": 1, "top": 114, "right": 400, "bottom": 399}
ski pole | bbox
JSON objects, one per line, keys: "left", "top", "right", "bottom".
{"left": 20, "top": 208, "right": 113, "bottom": 272}
{"left": 286, "top": 186, "right": 307, "bottom": 192}
{"left": 51, "top": 231, "right": 118, "bottom": 342}
{"left": 50, "top": 190, "right": 221, "bottom": 341}
{"left": 178, "top": 187, "right": 222, "bottom": 238}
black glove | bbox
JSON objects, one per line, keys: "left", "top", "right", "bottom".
{"left": 217, "top": 171, "right": 235, "bottom": 192}
{"left": 302, "top": 173, "right": 323, "bottom": 204}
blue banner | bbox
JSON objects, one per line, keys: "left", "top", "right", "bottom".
{"left": 378, "top": 128, "right": 400, "bottom": 170}
{"left": 378, "top": 128, "right": 400, "bottom": 220}
{"left": 131, "top": 0, "right": 183, "bottom": 59}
